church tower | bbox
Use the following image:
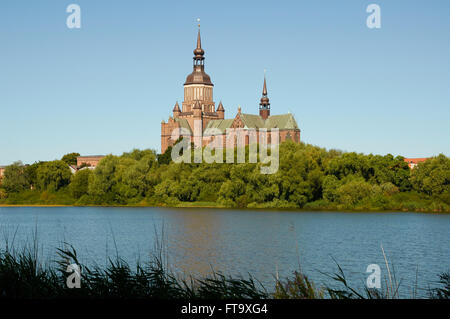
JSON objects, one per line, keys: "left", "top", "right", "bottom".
{"left": 259, "top": 76, "right": 270, "bottom": 120}
{"left": 182, "top": 24, "right": 215, "bottom": 114}
{"left": 162, "top": 23, "right": 225, "bottom": 154}
{"left": 162, "top": 25, "right": 300, "bottom": 155}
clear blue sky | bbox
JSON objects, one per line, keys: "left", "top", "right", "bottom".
{"left": 0, "top": 0, "right": 449, "bottom": 165}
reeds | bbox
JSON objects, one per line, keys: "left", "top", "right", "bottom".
{"left": 0, "top": 238, "right": 448, "bottom": 299}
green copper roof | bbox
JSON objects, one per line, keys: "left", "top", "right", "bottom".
{"left": 175, "top": 118, "right": 192, "bottom": 134}
{"left": 239, "top": 114, "right": 265, "bottom": 128}
{"left": 204, "top": 119, "right": 234, "bottom": 132}
{"left": 264, "top": 114, "right": 299, "bottom": 130}
{"left": 204, "top": 113, "right": 299, "bottom": 133}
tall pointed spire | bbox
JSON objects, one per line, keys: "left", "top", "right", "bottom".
{"left": 193, "top": 19, "right": 205, "bottom": 62}
{"left": 262, "top": 76, "right": 268, "bottom": 96}
{"left": 197, "top": 28, "right": 202, "bottom": 50}
{"left": 260, "top": 74, "right": 270, "bottom": 107}
{"left": 185, "top": 19, "right": 212, "bottom": 85}
{"left": 259, "top": 71, "right": 270, "bottom": 120}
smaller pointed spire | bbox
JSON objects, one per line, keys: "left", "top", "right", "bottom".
{"left": 193, "top": 100, "right": 202, "bottom": 109}
{"left": 260, "top": 76, "right": 270, "bottom": 107}
{"left": 262, "top": 76, "right": 268, "bottom": 96}
{"left": 217, "top": 101, "right": 224, "bottom": 111}
{"left": 259, "top": 72, "right": 270, "bottom": 119}
{"left": 173, "top": 101, "right": 181, "bottom": 112}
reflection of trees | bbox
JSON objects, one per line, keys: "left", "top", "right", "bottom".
{"left": 165, "top": 210, "right": 221, "bottom": 279}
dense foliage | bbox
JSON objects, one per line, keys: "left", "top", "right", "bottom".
{"left": 0, "top": 142, "right": 449, "bottom": 212}
{"left": 61, "top": 152, "right": 80, "bottom": 166}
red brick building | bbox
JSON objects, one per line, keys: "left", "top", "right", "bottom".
{"left": 161, "top": 27, "right": 301, "bottom": 154}
{"left": 0, "top": 166, "right": 5, "bottom": 181}
{"left": 403, "top": 158, "right": 429, "bottom": 169}
{"left": 76, "top": 155, "right": 105, "bottom": 169}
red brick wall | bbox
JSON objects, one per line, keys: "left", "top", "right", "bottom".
{"left": 76, "top": 156, "right": 105, "bottom": 168}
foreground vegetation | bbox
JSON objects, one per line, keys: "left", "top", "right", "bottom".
{"left": 0, "top": 241, "right": 448, "bottom": 299}
{"left": 0, "top": 142, "right": 449, "bottom": 212}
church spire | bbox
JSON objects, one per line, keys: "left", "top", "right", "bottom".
{"left": 197, "top": 28, "right": 202, "bottom": 50}
{"left": 173, "top": 101, "right": 180, "bottom": 112}
{"left": 259, "top": 73, "right": 270, "bottom": 120}
{"left": 184, "top": 20, "right": 213, "bottom": 86}
{"left": 262, "top": 76, "right": 268, "bottom": 96}
{"left": 193, "top": 20, "right": 205, "bottom": 64}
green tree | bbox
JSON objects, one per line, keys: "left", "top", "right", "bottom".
{"left": 2, "top": 161, "right": 29, "bottom": 193}
{"left": 410, "top": 154, "right": 449, "bottom": 196}
{"left": 70, "top": 169, "right": 92, "bottom": 199}
{"left": 336, "top": 178, "right": 377, "bottom": 206}
{"left": 88, "top": 155, "right": 120, "bottom": 203}
{"left": 36, "top": 160, "right": 72, "bottom": 192}
{"left": 322, "top": 175, "right": 340, "bottom": 202}
{"left": 24, "top": 161, "right": 45, "bottom": 188}
{"left": 157, "top": 146, "right": 173, "bottom": 165}
{"left": 61, "top": 153, "right": 80, "bottom": 166}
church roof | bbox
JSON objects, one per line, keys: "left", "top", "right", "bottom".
{"left": 175, "top": 118, "right": 193, "bottom": 134}
{"left": 264, "top": 114, "right": 299, "bottom": 130}
{"left": 185, "top": 67, "right": 213, "bottom": 86}
{"left": 204, "top": 113, "right": 299, "bottom": 132}
{"left": 239, "top": 113, "right": 266, "bottom": 128}
{"left": 204, "top": 119, "right": 234, "bottom": 132}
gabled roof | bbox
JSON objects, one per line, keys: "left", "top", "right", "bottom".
{"left": 203, "top": 113, "right": 299, "bottom": 133}
{"left": 175, "top": 118, "right": 193, "bottom": 134}
{"left": 264, "top": 114, "right": 299, "bottom": 130}
{"left": 204, "top": 119, "right": 234, "bottom": 132}
{"left": 239, "top": 114, "right": 265, "bottom": 128}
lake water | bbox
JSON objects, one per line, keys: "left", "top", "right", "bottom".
{"left": 0, "top": 207, "right": 448, "bottom": 298}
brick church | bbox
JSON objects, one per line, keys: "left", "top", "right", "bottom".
{"left": 161, "top": 27, "right": 300, "bottom": 154}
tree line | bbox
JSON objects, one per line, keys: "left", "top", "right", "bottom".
{"left": 0, "top": 142, "right": 449, "bottom": 212}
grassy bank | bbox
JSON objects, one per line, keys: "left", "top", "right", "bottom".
{"left": 1, "top": 143, "right": 449, "bottom": 212}
{"left": 0, "top": 189, "right": 449, "bottom": 213}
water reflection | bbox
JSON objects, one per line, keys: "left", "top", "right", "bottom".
{"left": 0, "top": 207, "right": 448, "bottom": 298}
{"left": 163, "top": 209, "right": 222, "bottom": 278}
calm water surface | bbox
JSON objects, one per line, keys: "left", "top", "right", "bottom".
{"left": 0, "top": 207, "right": 448, "bottom": 297}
